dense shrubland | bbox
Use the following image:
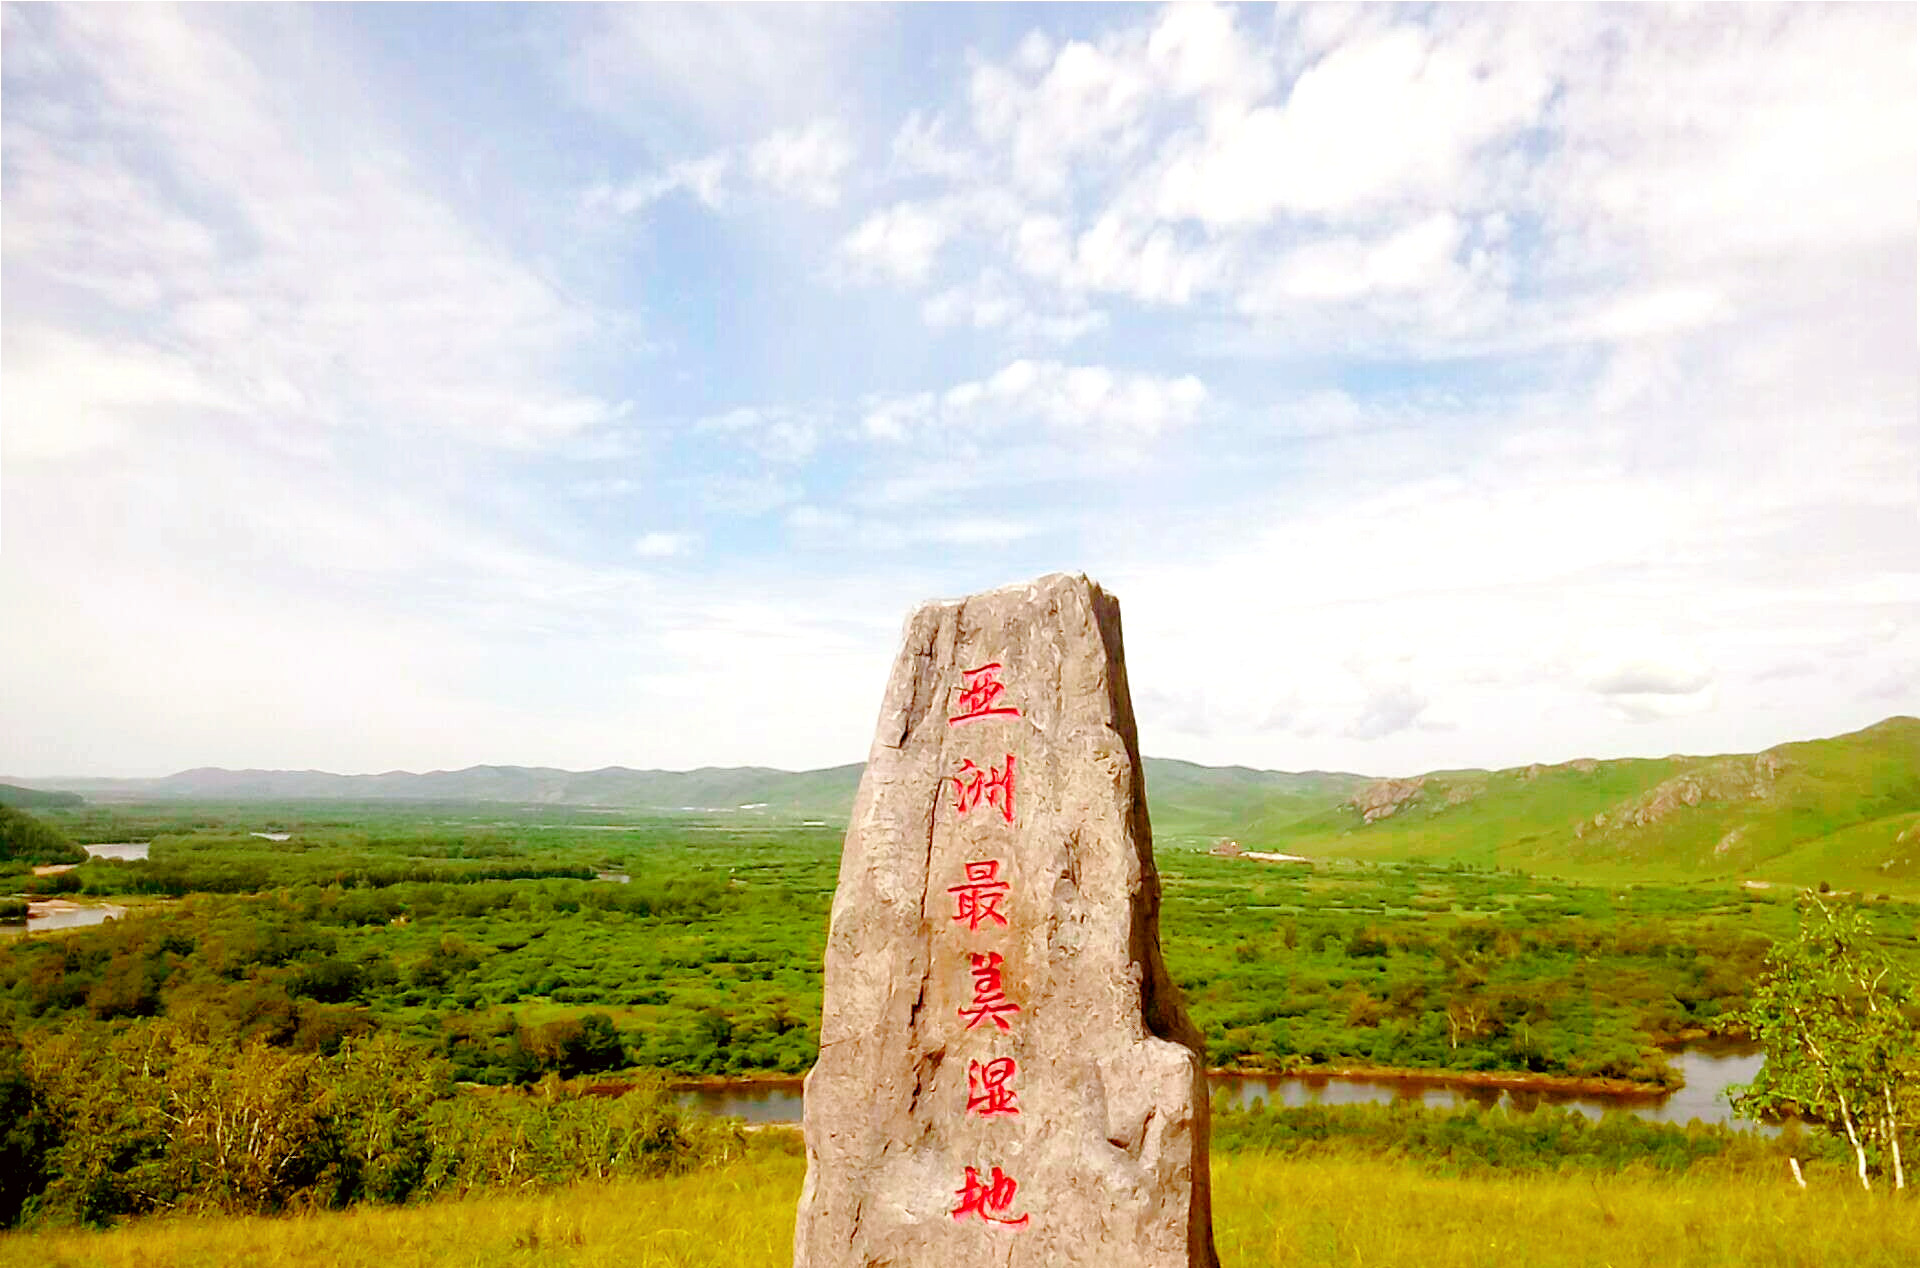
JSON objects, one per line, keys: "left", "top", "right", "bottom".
{"left": 7, "top": 804, "right": 1918, "bottom": 1091}
{"left": 0, "top": 806, "right": 87, "bottom": 867}
{"left": 0, "top": 1018, "right": 747, "bottom": 1228}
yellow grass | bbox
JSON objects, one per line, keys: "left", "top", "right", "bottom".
{"left": 6, "top": 1153, "right": 1919, "bottom": 1268}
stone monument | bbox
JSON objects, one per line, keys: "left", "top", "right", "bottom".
{"left": 794, "top": 573, "right": 1220, "bottom": 1268}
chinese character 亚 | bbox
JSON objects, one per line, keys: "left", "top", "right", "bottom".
{"left": 948, "top": 858, "right": 1010, "bottom": 932}
{"left": 959, "top": 950, "right": 1020, "bottom": 1031}
{"left": 966, "top": 1056, "right": 1020, "bottom": 1117}
{"left": 951, "top": 755, "right": 1015, "bottom": 825}
{"left": 949, "top": 662, "right": 1021, "bottom": 726}
{"left": 951, "top": 1164, "right": 1029, "bottom": 1227}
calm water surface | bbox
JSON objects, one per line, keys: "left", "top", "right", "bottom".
{"left": 676, "top": 1046, "right": 1767, "bottom": 1128}
{"left": 84, "top": 842, "right": 150, "bottom": 861}
{"left": 24, "top": 903, "right": 127, "bottom": 933}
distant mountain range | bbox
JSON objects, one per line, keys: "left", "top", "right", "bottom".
{"left": 9, "top": 716, "right": 1917, "bottom": 892}
{"left": 1, "top": 759, "right": 1367, "bottom": 826}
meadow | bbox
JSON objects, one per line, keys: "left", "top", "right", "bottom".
{"left": 7, "top": 1145, "right": 1919, "bottom": 1268}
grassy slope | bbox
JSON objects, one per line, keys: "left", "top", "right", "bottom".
{"left": 0, "top": 784, "right": 83, "bottom": 810}
{"left": 1248, "top": 716, "right": 1920, "bottom": 894}
{"left": 6, "top": 1152, "right": 1916, "bottom": 1268}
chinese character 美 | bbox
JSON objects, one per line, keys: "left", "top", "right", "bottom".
{"left": 951, "top": 1164, "right": 1030, "bottom": 1227}
{"left": 959, "top": 950, "right": 1020, "bottom": 1031}
{"left": 948, "top": 858, "right": 1010, "bottom": 932}
{"left": 966, "top": 1056, "right": 1020, "bottom": 1116}
{"left": 951, "top": 755, "right": 1015, "bottom": 825}
{"left": 950, "top": 662, "right": 1021, "bottom": 726}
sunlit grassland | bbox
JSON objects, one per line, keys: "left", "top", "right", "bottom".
{"left": 8, "top": 1150, "right": 1918, "bottom": 1268}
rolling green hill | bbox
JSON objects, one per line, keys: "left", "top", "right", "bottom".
{"left": 0, "top": 804, "right": 88, "bottom": 866}
{"left": 0, "top": 782, "right": 83, "bottom": 810}
{"left": 7, "top": 716, "right": 1914, "bottom": 891}
{"left": 1244, "top": 716, "right": 1920, "bottom": 893}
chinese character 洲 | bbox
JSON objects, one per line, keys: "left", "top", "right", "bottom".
{"left": 951, "top": 755, "right": 1015, "bottom": 825}
{"left": 959, "top": 950, "right": 1020, "bottom": 1031}
{"left": 951, "top": 1165, "right": 1029, "bottom": 1227}
{"left": 966, "top": 1056, "right": 1020, "bottom": 1116}
{"left": 948, "top": 858, "right": 1010, "bottom": 932}
{"left": 950, "top": 662, "right": 1021, "bottom": 726}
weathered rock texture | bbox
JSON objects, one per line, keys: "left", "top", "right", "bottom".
{"left": 794, "top": 573, "right": 1219, "bottom": 1268}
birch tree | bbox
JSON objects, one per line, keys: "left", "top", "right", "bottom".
{"left": 1731, "top": 892, "right": 1918, "bottom": 1192}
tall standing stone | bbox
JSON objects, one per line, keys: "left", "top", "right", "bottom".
{"left": 795, "top": 573, "right": 1219, "bottom": 1268}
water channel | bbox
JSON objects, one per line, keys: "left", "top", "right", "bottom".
{"left": 6, "top": 844, "right": 147, "bottom": 934}
{"left": 84, "top": 842, "right": 151, "bottom": 861}
{"left": 675, "top": 1045, "right": 1766, "bottom": 1129}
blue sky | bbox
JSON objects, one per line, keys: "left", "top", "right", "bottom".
{"left": 2, "top": 2, "right": 1915, "bottom": 779}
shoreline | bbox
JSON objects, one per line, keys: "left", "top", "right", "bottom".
{"left": 1207, "top": 1063, "right": 1677, "bottom": 1098}
{"left": 651, "top": 1064, "right": 1684, "bottom": 1099}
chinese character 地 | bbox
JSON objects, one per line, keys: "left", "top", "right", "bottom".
{"left": 948, "top": 858, "right": 1010, "bottom": 932}
{"left": 959, "top": 950, "right": 1021, "bottom": 1031}
{"left": 951, "top": 755, "right": 1015, "bottom": 825}
{"left": 949, "top": 662, "right": 1021, "bottom": 726}
{"left": 966, "top": 1056, "right": 1019, "bottom": 1116}
{"left": 951, "top": 1165, "right": 1029, "bottom": 1227}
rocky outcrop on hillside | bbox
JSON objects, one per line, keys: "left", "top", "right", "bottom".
{"left": 1575, "top": 752, "right": 1789, "bottom": 840}
{"left": 1349, "top": 777, "right": 1426, "bottom": 823}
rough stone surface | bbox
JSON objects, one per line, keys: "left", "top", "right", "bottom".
{"left": 1348, "top": 776, "right": 1426, "bottom": 823}
{"left": 794, "top": 573, "right": 1219, "bottom": 1268}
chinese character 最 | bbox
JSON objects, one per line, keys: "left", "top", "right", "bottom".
{"left": 948, "top": 858, "right": 1010, "bottom": 931}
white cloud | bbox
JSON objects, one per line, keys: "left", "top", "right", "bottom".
{"left": 569, "top": 3, "right": 878, "bottom": 142}
{"left": 1155, "top": 20, "right": 1553, "bottom": 225}
{"left": 695, "top": 405, "right": 823, "bottom": 463}
{"left": 587, "top": 119, "right": 854, "bottom": 218}
{"left": 862, "top": 360, "right": 1207, "bottom": 441}
{"left": 4, "top": 8, "right": 623, "bottom": 459}
{"left": 746, "top": 119, "right": 855, "bottom": 207}
{"left": 1013, "top": 210, "right": 1225, "bottom": 305}
{"left": 1541, "top": 5, "right": 1914, "bottom": 269}
{"left": 633, "top": 531, "right": 699, "bottom": 559}
{"left": 1346, "top": 683, "right": 1431, "bottom": 741}
{"left": 2, "top": 326, "right": 238, "bottom": 461}
{"left": 1253, "top": 212, "right": 1466, "bottom": 305}
{"left": 840, "top": 202, "right": 948, "bottom": 283}
{"left": 1586, "top": 659, "right": 1713, "bottom": 698}
{"left": 971, "top": 36, "right": 1156, "bottom": 197}
{"left": 891, "top": 110, "right": 977, "bottom": 181}
{"left": 583, "top": 153, "right": 732, "bottom": 215}
{"left": 919, "top": 270, "right": 1108, "bottom": 345}
{"left": 1583, "top": 287, "right": 1730, "bottom": 343}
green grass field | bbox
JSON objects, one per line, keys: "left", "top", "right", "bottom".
{"left": 6, "top": 1150, "right": 1916, "bottom": 1268}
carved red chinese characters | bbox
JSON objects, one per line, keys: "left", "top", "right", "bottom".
{"left": 951, "top": 1165, "right": 1029, "bottom": 1227}
{"left": 948, "top": 858, "right": 1010, "bottom": 932}
{"left": 951, "top": 756, "right": 1015, "bottom": 824}
{"left": 949, "top": 662, "right": 1021, "bottom": 726}
{"left": 958, "top": 950, "right": 1019, "bottom": 1031}
{"left": 966, "top": 1056, "right": 1020, "bottom": 1117}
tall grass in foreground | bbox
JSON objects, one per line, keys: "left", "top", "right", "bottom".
{"left": 6, "top": 1151, "right": 1918, "bottom": 1268}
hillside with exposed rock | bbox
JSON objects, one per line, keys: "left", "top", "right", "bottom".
{"left": 1246, "top": 717, "right": 1920, "bottom": 893}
